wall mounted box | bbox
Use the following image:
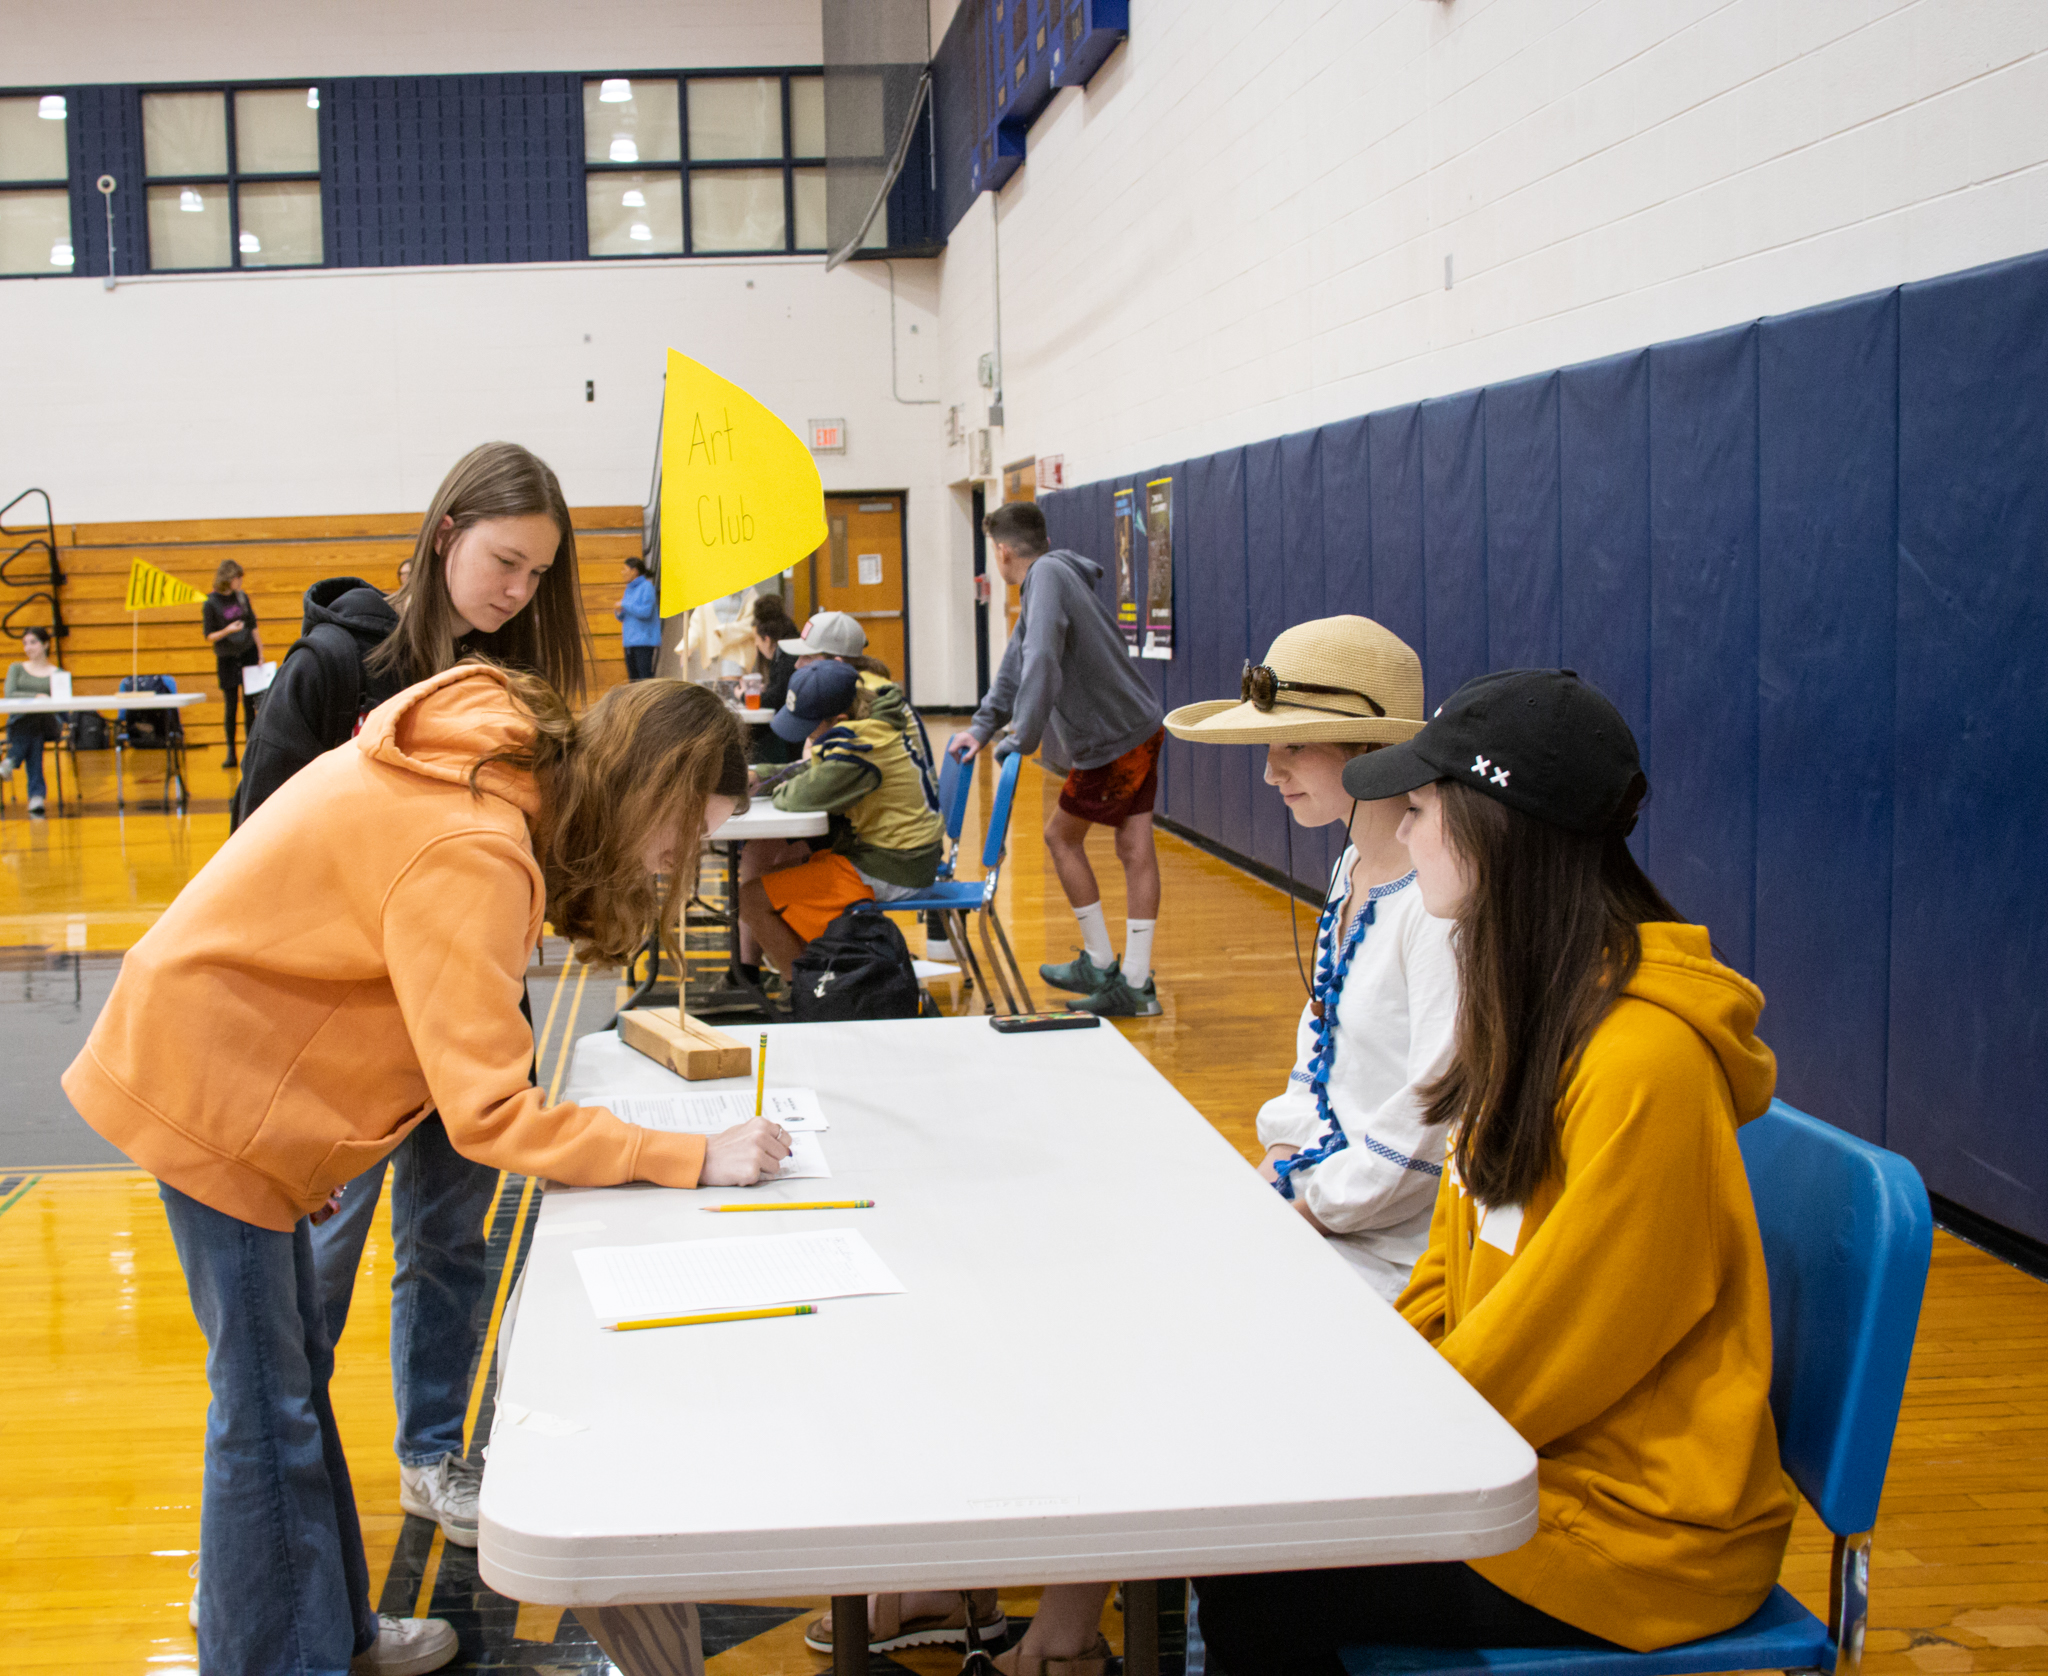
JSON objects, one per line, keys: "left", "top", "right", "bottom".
{"left": 1050, "top": 0, "right": 1129, "bottom": 89}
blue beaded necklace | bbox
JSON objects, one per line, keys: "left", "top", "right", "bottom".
{"left": 1273, "top": 858, "right": 1418, "bottom": 1202}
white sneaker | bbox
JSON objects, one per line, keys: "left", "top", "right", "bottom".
{"left": 398, "top": 1453, "right": 481, "bottom": 1547}
{"left": 350, "top": 1614, "right": 458, "bottom": 1675}
{"left": 187, "top": 1558, "right": 199, "bottom": 1630}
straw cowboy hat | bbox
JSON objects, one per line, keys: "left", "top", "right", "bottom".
{"left": 1165, "top": 615, "right": 1426, "bottom": 746}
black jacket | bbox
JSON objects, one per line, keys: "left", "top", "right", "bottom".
{"left": 232, "top": 578, "right": 405, "bottom": 828}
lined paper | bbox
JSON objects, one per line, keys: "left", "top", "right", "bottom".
{"left": 572, "top": 1228, "right": 904, "bottom": 1325}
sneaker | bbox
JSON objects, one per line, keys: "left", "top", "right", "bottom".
{"left": 187, "top": 1558, "right": 199, "bottom": 1630}
{"left": 398, "top": 1453, "right": 481, "bottom": 1547}
{"left": 351, "top": 1614, "right": 458, "bottom": 1675}
{"left": 220, "top": 753, "right": 237, "bottom": 769}
{"left": 1039, "top": 948, "right": 1115, "bottom": 995}
{"left": 1074, "top": 969, "right": 1162, "bottom": 1018}
{"left": 27, "top": 795, "right": 45, "bottom": 816}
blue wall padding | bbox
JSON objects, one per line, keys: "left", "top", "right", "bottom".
{"left": 1034, "top": 246, "right": 2048, "bottom": 1241}
{"left": 1422, "top": 391, "right": 1491, "bottom": 703}
{"left": 1485, "top": 373, "right": 1564, "bottom": 672}
{"left": 1557, "top": 349, "right": 1654, "bottom": 869}
{"left": 67, "top": 86, "right": 148, "bottom": 279}
{"left": 1367, "top": 408, "right": 1430, "bottom": 693}
{"left": 1889, "top": 253, "right": 2048, "bottom": 1234}
{"left": 1755, "top": 292, "right": 1898, "bottom": 1146}
{"left": 1244, "top": 439, "right": 1291, "bottom": 878}
{"left": 1645, "top": 323, "right": 1760, "bottom": 975}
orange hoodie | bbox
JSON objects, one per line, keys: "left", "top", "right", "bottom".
{"left": 1397, "top": 923, "right": 1795, "bottom": 1651}
{"left": 64, "top": 665, "right": 706, "bottom": 1229}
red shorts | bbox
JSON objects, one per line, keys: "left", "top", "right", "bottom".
{"left": 761, "top": 850, "right": 874, "bottom": 943}
{"left": 1059, "top": 728, "right": 1165, "bottom": 827}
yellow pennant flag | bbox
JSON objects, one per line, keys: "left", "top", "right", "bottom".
{"left": 125, "top": 558, "right": 208, "bottom": 612}
{"left": 659, "top": 349, "right": 828, "bottom": 617}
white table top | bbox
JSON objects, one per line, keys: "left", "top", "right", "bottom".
{"left": 707, "top": 803, "right": 829, "bottom": 842}
{"left": 0, "top": 690, "right": 208, "bottom": 714}
{"left": 478, "top": 1018, "right": 1537, "bottom": 1607}
{"left": 727, "top": 705, "right": 777, "bottom": 726}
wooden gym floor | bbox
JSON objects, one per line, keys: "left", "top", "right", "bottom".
{"left": 1, "top": 732, "right": 2044, "bottom": 1673}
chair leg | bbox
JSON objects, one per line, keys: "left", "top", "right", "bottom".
{"left": 985, "top": 908, "right": 1038, "bottom": 1013}
{"left": 976, "top": 909, "right": 1024, "bottom": 1014}
{"left": 1829, "top": 1529, "right": 1870, "bottom": 1675}
{"left": 949, "top": 912, "right": 996, "bottom": 1014}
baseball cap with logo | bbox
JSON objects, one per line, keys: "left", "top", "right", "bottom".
{"left": 1340, "top": 668, "right": 1645, "bottom": 835}
{"left": 770, "top": 657, "right": 862, "bottom": 743}
{"left": 779, "top": 610, "right": 868, "bottom": 658}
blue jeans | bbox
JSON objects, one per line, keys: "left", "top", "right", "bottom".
{"left": 5, "top": 718, "right": 47, "bottom": 800}
{"left": 160, "top": 1182, "right": 378, "bottom": 1676}
{"left": 311, "top": 1112, "right": 498, "bottom": 1466}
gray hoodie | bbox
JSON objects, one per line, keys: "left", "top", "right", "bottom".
{"left": 969, "top": 549, "right": 1165, "bottom": 773}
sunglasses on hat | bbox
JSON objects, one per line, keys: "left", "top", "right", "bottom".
{"left": 1240, "top": 660, "right": 1386, "bottom": 718}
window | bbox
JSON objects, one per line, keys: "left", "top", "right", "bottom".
{"left": 583, "top": 71, "right": 847, "bottom": 258}
{"left": 0, "top": 94, "right": 73, "bottom": 277}
{"left": 143, "top": 85, "right": 322, "bottom": 271}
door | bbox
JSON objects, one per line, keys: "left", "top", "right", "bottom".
{"left": 810, "top": 495, "right": 908, "bottom": 687}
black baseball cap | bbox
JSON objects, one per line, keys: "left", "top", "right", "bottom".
{"left": 1341, "top": 668, "right": 1645, "bottom": 835}
{"left": 771, "top": 658, "right": 861, "bottom": 742}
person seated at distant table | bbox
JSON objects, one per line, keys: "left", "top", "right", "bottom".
{"left": 2, "top": 624, "right": 63, "bottom": 817}
{"left": 737, "top": 659, "right": 942, "bottom": 979}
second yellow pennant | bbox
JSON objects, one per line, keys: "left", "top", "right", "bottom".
{"left": 658, "top": 349, "right": 828, "bottom": 618}
{"left": 125, "top": 558, "right": 208, "bottom": 612}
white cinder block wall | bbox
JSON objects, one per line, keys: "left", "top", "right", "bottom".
{"left": 8, "top": 0, "right": 2048, "bottom": 706}
{"left": 936, "top": 0, "right": 2048, "bottom": 516}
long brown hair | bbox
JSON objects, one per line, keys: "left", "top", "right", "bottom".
{"left": 371, "top": 442, "right": 588, "bottom": 698}
{"left": 1421, "top": 777, "right": 1679, "bottom": 1208}
{"left": 475, "top": 671, "right": 748, "bottom": 964}
{"left": 212, "top": 560, "right": 243, "bottom": 592}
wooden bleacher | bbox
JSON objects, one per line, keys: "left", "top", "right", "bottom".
{"left": 51, "top": 507, "right": 643, "bottom": 754}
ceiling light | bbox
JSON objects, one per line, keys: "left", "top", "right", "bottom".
{"left": 179, "top": 188, "right": 204, "bottom": 212}
{"left": 599, "top": 79, "right": 633, "bottom": 103}
{"left": 38, "top": 95, "right": 66, "bottom": 121}
{"left": 306, "top": 87, "right": 320, "bottom": 110}
{"left": 51, "top": 241, "right": 73, "bottom": 267}
{"left": 609, "top": 138, "right": 639, "bottom": 163}
{"left": 622, "top": 188, "right": 646, "bottom": 207}
{"left": 240, "top": 231, "right": 261, "bottom": 254}
{"left": 629, "top": 223, "right": 652, "bottom": 242}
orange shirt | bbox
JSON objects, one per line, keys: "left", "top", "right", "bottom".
{"left": 65, "top": 665, "right": 705, "bottom": 1229}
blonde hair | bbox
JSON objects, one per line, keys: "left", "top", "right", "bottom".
{"left": 475, "top": 670, "right": 748, "bottom": 964}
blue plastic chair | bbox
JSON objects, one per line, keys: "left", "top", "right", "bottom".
{"left": 1339, "top": 1098, "right": 1933, "bottom": 1676}
{"left": 854, "top": 747, "right": 1036, "bottom": 1013}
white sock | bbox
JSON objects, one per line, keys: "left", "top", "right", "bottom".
{"left": 1122, "top": 919, "right": 1156, "bottom": 989}
{"left": 1074, "top": 900, "right": 1114, "bottom": 967}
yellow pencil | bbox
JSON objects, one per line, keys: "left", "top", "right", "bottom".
{"left": 611, "top": 1304, "right": 817, "bottom": 1332}
{"left": 706, "top": 1199, "right": 875, "bottom": 1212}
{"left": 755, "top": 1031, "right": 767, "bottom": 1118}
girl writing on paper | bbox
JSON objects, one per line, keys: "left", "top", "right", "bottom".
{"left": 805, "top": 615, "right": 1461, "bottom": 1674}
{"left": 66, "top": 668, "right": 792, "bottom": 1676}
{"left": 1197, "top": 670, "right": 1794, "bottom": 1669}
{"left": 2, "top": 624, "right": 63, "bottom": 816}
{"left": 201, "top": 559, "right": 263, "bottom": 768}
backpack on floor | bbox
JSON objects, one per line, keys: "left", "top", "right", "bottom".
{"left": 788, "top": 908, "right": 923, "bottom": 1023}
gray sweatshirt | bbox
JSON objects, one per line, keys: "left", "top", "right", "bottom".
{"left": 968, "top": 550, "right": 1165, "bottom": 773}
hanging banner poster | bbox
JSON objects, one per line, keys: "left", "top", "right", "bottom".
{"left": 1112, "top": 486, "right": 1140, "bottom": 655}
{"left": 658, "top": 349, "right": 829, "bottom": 616}
{"left": 1141, "top": 475, "right": 1174, "bottom": 660}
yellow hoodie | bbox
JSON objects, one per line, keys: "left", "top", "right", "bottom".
{"left": 1398, "top": 923, "right": 1795, "bottom": 1652}
{"left": 64, "top": 665, "right": 706, "bottom": 1229}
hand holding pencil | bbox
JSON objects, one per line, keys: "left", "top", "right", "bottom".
{"left": 699, "top": 1042, "right": 792, "bottom": 1192}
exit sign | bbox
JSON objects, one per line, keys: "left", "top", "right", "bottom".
{"left": 809, "top": 418, "right": 846, "bottom": 453}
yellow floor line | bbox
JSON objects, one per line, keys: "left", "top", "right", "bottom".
{"left": 412, "top": 1527, "right": 445, "bottom": 1621}
{"left": 462, "top": 1173, "right": 536, "bottom": 1456}
{"left": 546, "top": 960, "right": 591, "bottom": 1104}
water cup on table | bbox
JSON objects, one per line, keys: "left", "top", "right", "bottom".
{"left": 742, "top": 674, "right": 764, "bottom": 710}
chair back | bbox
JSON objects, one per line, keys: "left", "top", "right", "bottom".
{"left": 980, "top": 749, "right": 1026, "bottom": 871}
{"left": 1738, "top": 1099, "right": 1932, "bottom": 1536}
{"left": 938, "top": 749, "right": 972, "bottom": 846}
